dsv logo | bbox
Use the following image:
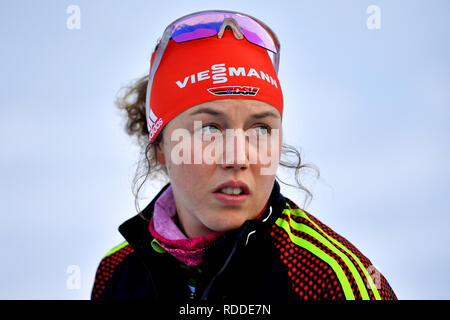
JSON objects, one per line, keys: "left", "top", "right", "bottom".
{"left": 207, "top": 86, "right": 260, "bottom": 96}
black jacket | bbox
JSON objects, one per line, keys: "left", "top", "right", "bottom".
{"left": 91, "top": 180, "right": 397, "bottom": 301}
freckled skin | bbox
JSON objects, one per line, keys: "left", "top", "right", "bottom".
{"left": 156, "top": 99, "right": 282, "bottom": 238}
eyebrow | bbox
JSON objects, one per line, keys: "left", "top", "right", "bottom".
{"left": 188, "top": 107, "right": 280, "bottom": 120}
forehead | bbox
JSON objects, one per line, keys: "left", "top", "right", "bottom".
{"left": 183, "top": 99, "right": 281, "bottom": 120}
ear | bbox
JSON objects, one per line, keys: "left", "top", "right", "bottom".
{"left": 155, "top": 142, "right": 166, "bottom": 165}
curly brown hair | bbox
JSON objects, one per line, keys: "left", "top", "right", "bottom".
{"left": 116, "top": 74, "right": 320, "bottom": 216}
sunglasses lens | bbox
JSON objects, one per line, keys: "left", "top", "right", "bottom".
{"left": 170, "top": 12, "right": 278, "bottom": 53}
{"left": 171, "top": 12, "right": 223, "bottom": 42}
{"left": 233, "top": 15, "right": 278, "bottom": 53}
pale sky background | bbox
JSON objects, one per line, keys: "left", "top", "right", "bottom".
{"left": 0, "top": 0, "right": 449, "bottom": 299}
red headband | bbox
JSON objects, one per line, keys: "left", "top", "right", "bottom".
{"left": 147, "top": 30, "right": 283, "bottom": 142}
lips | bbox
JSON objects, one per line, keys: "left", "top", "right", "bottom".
{"left": 212, "top": 180, "right": 250, "bottom": 206}
{"left": 213, "top": 180, "right": 250, "bottom": 195}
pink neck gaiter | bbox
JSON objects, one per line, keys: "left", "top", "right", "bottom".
{"left": 148, "top": 186, "right": 225, "bottom": 266}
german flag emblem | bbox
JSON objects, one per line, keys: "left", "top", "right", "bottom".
{"left": 207, "top": 86, "right": 260, "bottom": 96}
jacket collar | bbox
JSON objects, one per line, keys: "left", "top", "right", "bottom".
{"left": 118, "top": 182, "right": 170, "bottom": 249}
{"left": 118, "top": 180, "right": 286, "bottom": 285}
{"left": 119, "top": 180, "right": 285, "bottom": 249}
{"left": 118, "top": 180, "right": 286, "bottom": 300}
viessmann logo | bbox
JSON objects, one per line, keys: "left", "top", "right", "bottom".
{"left": 207, "top": 86, "right": 260, "bottom": 96}
{"left": 175, "top": 63, "right": 278, "bottom": 89}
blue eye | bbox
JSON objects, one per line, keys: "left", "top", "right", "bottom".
{"left": 202, "top": 124, "right": 220, "bottom": 134}
{"left": 248, "top": 125, "right": 270, "bottom": 135}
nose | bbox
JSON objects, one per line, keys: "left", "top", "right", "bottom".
{"left": 221, "top": 129, "right": 249, "bottom": 170}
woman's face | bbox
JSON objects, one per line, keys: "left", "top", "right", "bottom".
{"left": 156, "top": 99, "right": 282, "bottom": 238}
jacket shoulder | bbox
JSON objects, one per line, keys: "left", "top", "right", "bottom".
{"left": 270, "top": 198, "right": 397, "bottom": 300}
{"left": 91, "top": 241, "right": 134, "bottom": 300}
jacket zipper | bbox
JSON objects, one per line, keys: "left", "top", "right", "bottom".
{"left": 188, "top": 284, "right": 197, "bottom": 300}
{"left": 199, "top": 221, "right": 252, "bottom": 300}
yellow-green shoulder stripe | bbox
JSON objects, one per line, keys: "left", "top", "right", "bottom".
{"left": 285, "top": 203, "right": 381, "bottom": 300}
{"left": 285, "top": 210, "right": 370, "bottom": 299}
{"left": 104, "top": 241, "right": 129, "bottom": 258}
{"left": 275, "top": 217, "right": 356, "bottom": 299}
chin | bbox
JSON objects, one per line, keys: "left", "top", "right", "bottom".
{"left": 200, "top": 205, "right": 258, "bottom": 232}
{"left": 205, "top": 215, "right": 248, "bottom": 233}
